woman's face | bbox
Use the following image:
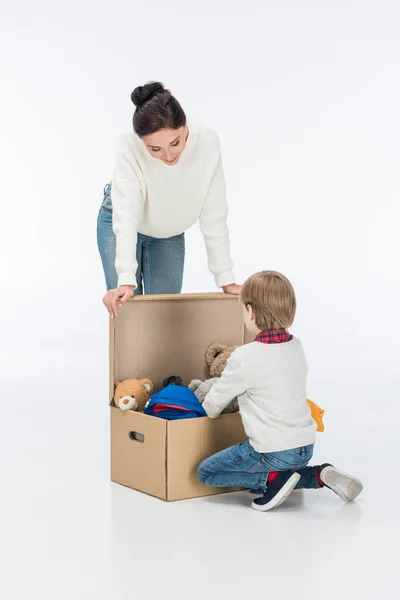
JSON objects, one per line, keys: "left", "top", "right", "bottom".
{"left": 142, "top": 126, "right": 189, "bottom": 166}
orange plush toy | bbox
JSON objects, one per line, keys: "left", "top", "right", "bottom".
{"left": 307, "top": 399, "right": 324, "bottom": 432}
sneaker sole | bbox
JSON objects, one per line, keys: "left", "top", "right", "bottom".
{"left": 251, "top": 472, "right": 301, "bottom": 512}
{"left": 320, "top": 467, "right": 363, "bottom": 502}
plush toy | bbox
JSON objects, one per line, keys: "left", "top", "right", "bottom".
{"left": 307, "top": 400, "right": 325, "bottom": 432}
{"left": 162, "top": 375, "right": 183, "bottom": 387}
{"left": 113, "top": 378, "right": 153, "bottom": 411}
{"left": 189, "top": 378, "right": 239, "bottom": 414}
{"left": 205, "top": 343, "right": 238, "bottom": 377}
{"left": 202, "top": 343, "right": 239, "bottom": 413}
{"left": 145, "top": 383, "right": 207, "bottom": 420}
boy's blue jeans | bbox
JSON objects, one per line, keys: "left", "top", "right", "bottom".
{"left": 198, "top": 441, "right": 321, "bottom": 493}
{"left": 97, "top": 183, "right": 185, "bottom": 293}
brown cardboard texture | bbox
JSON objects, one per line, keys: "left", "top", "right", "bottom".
{"left": 110, "top": 293, "right": 250, "bottom": 501}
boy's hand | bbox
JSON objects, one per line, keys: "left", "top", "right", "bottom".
{"left": 222, "top": 284, "right": 241, "bottom": 295}
{"left": 102, "top": 285, "right": 135, "bottom": 318}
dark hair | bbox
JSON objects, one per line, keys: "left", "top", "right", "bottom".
{"left": 131, "top": 81, "right": 186, "bottom": 137}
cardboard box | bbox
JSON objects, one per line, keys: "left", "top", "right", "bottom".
{"left": 109, "top": 293, "right": 251, "bottom": 501}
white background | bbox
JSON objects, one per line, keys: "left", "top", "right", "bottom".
{"left": 1, "top": 1, "right": 399, "bottom": 599}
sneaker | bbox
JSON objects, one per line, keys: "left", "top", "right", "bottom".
{"left": 320, "top": 464, "right": 363, "bottom": 502}
{"left": 252, "top": 471, "right": 301, "bottom": 512}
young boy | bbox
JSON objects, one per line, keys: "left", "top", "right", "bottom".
{"left": 198, "top": 271, "right": 363, "bottom": 512}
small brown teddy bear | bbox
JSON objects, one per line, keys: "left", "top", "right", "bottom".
{"left": 205, "top": 343, "right": 238, "bottom": 377}
{"left": 114, "top": 378, "right": 153, "bottom": 411}
{"left": 200, "top": 343, "right": 239, "bottom": 414}
{"left": 189, "top": 378, "right": 239, "bottom": 414}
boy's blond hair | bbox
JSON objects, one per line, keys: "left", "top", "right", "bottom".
{"left": 240, "top": 271, "right": 296, "bottom": 331}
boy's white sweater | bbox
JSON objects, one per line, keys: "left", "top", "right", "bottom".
{"left": 203, "top": 338, "right": 316, "bottom": 453}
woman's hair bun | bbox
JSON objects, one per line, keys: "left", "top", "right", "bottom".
{"left": 131, "top": 82, "right": 165, "bottom": 107}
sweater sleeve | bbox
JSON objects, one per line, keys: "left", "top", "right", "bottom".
{"left": 199, "top": 138, "right": 235, "bottom": 288}
{"left": 112, "top": 135, "right": 144, "bottom": 288}
{"left": 203, "top": 355, "right": 247, "bottom": 418}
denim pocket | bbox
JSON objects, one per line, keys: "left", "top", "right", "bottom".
{"left": 260, "top": 445, "right": 313, "bottom": 471}
{"left": 260, "top": 454, "right": 297, "bottom": 471}
{"left": 247, "top": 459, "right": 266, "bottom": 473}
{"left": 101, "top": 183, "right": 112, "bottom": 212}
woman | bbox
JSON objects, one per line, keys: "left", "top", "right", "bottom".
{"left": 98, "top": 81, "right": 241, "bottom": 317}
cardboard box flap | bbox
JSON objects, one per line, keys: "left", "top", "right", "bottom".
{"left": 109, "top": 293, "right": 246, "bottom": 405}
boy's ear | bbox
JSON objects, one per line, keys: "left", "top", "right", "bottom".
{"left": 247, "top": 304, "right": 255, "bottom": 320}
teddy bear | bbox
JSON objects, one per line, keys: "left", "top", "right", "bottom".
{"left": 189, "top": 378, "right": 239, "bottom": 414}
{"left": 190, "top": 343, "right": 240, "bottom": 414}
{"left": 205, "top": 343, "right": 238, "bottom": 377}
{"left": 113, "top": 378, "right": 153, "bottom": 411}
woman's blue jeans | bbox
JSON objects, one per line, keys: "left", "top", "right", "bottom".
{"left": 97, "top": 184, "right": 185, "bottom": 294}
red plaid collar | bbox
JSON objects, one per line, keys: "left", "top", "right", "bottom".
{"left": 255, "top": 329, "right": 293, "bottom": 344}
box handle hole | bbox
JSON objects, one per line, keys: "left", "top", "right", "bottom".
{"left": 129, "top": 431, "right": 145, "bottom": 443}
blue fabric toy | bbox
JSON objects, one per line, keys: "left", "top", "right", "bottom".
{"left": 144, "top": 385, "right": 207, "bottom": 420}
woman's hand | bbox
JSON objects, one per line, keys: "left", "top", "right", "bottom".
{"left": 102, "top": 285, "right": 135, "bottom": 318}
{"left": 222, "top": 284, "right": 242, "bottom": 296}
